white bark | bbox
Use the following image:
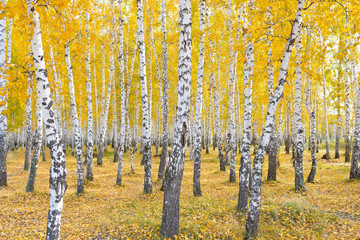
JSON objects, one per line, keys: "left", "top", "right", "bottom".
{"left": 159, "top": 0, "right": 169, "bottom": 180}
{"left": 25, "top": 96, "right": 43, "bottom": 192}
{"left": 65, "top": 43, "right": 84, "bottom": 194}
{"left": 293, "top": 27, "right": 305, "bottom": 192}
{"left": 193, "top": 0, "right": 205, "bottom": 197}
{"left": 6, "top": 18, "right": 11, "bottom": 64}
{"left": 344, "top": 6, "right": 351, "bottom": 162}
{"left": 85, "top": 10, "right": 94, "bottom": 181}
{"left": 49, "top": 46, "right": 62, "bottom": 141}
{"left": 210, "top": 39, "right": 225, "bottom": 170}
{"left": 350, "top": 76, "right": 360, "bottom": 179}
{"left": 26, "top": 1, "right": 67, "bottom": 239}
{"left": 116, "top": 0, "right": 126, "bottom": 186}
{"left": 97, "top": 50, "right": 113, "bottom": 165}
{"left": 24, "top": 64, "right": 32, "bottom": 171}
{"left": 0, "top": 0, "right": 7, "bottom": 187}
{"left": 228, "top": 0, "right": 237, "bottom": 183}
{"left": 238, "top": 0, "right": 254, "bottom": 212}
{"left": 245, "top": 0, "right": 304, "bottom": 237}
{"left": 161, "top": 0, "right": 192, "bottom": 236}
{"left": 322, "top": 65, "right": 330, "bottom": 160}
{"left": 137, "top": 0, "right": 152, "bottom": 193}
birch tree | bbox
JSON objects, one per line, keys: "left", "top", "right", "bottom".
{"left": 322, "top": 65, "right": 330, "bottom": 160}
{"left": 158, "top": 0, "right": 169, "bottom": 181}
{"left": 26, "top": 1, "right": 68, "bottom": 238}
{"left": 0, "top": 0, "right": 7, "bottom": 187}
{"left": 237, "top": 0, "right": 254, "bottom": 213}
{"left": 161, "top": 0, "right": 191, "bottom": 236}
{"left": 293, "top": 26, "right": 305, "bottom": 192}
{"left": 65, "top": 42, "right": 84, "bottom": 194}
{"left": 193, "top": 0, "right": 205, "bottom": 197}
{"left": 350, "top": 76, "right": 360, "bottom": 179}
{"left": 85, "top": 10, "right": 94, "bottom": 181}
{"left": 266, "top": 5, "right": 277, "bottom": 182}
{"left": 344, "top": 5, "right": 351, "bottom": 163}
{"left": 137, "top": 0, "right": 152, "bottom": 193}
{"left": 97, "top": 51, "right": 113, "bottom": 165}
{"left": 24, "top": 65, "right": 32, "bottom": 171}
{"left": 116, "top": 0, "right": 126, "bottom": 186}
{"left": 227, "top": 0, "right": 236, "bottom": 183}
{"left": 210, "top": 45, "right": 225, "bottom": 171}
{"left": 25, "top": 98, "right": 42, "bottom": 192}
{"left": 245, "top": 0, "right": 304, "bottom": 237}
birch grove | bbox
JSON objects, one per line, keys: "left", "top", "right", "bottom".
{"left": 1, "top": 0, "right": 360, "bottom": 239}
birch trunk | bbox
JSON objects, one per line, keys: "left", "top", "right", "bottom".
{"left": 161, "top": 0, "right": 191, "bottom": 236}
{"left": 227, "top": 0, "right": 236, "bottom": 183}
{"left": 116, "top": 0, "right": 126, "bottom": 186}
{"left": 350, "top": 76, "right": 360, "bottom": 179}
{"left": 112, "top": 77, "right": 117, "bottom": 161}
{"left": 110, "top": 0, "right": 117, "bottom": 157}
{"left": 266, "top": 6, "right": 277, "bottom": 182}
{"left": 0, "top": 0, "right": 7, "bottom": 187}
{"left": 6, "top": 17, "right": 12, "bottom": 64}
{"left": 25, "top": 98, "right": 42, "bottom": 192}
{"left": 206, "top": 86, "right": 212, "bottom": 154}
{"left": 307, "top": 111, "right": 317, "bottom": 183}
{"left": 237, "top": 0, "right": 254, "bottom": 212}
{"left": 322, "top": 66, "right": 330, "bottom": 160}
{"left": 128, "top": 117, "right": 135, "bottom": 174}
{"left": 293, "top": 27, "right": 305, "bottom": 192}
{"left": 245, "top": 1, "right": 304, "bottom": 237}
{"left": 85, "top": 11, "right": 94, "bottom": 181}
{"left": 49, "top": 46, "right": 62, "bottom": 142}
{"left": 148, "top": 5, "right": 162, "bottom": 156}
{"left": 26, "top": 1, "right": 67, "bottom": 238}
{"left": 65, "top": 43, "right": 84, "bottom": 194}
{"left": 193, "top": 0, "right": 205, "bottom": 197}
{"left": 93, "top": 44, "right": 98, "bottom": 152}
{"left": 285, "top": 101, "right": 291, "bottom": 154}
{"left": 306, "top": 57, "right": 317, "bottom": 183}
{"left": 210, "top": 46, "right": 224, "bottom": 171}
{"left": 97, "top": 52, "right": 113, "bottom": 165}
{"left": 335, "top": 72, "right": 341, "bottom": 159}
{"left": 24, "top": 66, "right": 32, "bottom": 171}
{"left": 315, "top": 83, "right": 319, "bottom": 153}
{"left": 137, "top": 0, "right": 152, "bottom": 193}
{"left": 344, "top": 7, "right": 351, "bottom": 162}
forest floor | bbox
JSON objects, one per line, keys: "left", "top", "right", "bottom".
{"left": 0, "top": 143, "right": 360, "bottom": 239}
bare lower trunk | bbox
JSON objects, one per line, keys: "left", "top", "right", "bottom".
{"left": 322, "top": 66, "right": 330, "bottom": 160}
{"left": 85, "top": 10, "right": 94, "bottom": 181}
{"left": 158, "top": 0, "right": 169, "bottom": 181}
{"left": 25, "top": 100, "right": 43, "bottom": 192}
{"left": 116, "top": 0, "right": 126, "bottom": 186}
{"left": 266, "top": 6, "right": 276, "bottom": 182}
{"left": 193, "top": 0, "right": 205, "bottom": 197}
{"left": 237, "top": 0, "right": 254, "bottom": 213}
{"left": 293, "top": 27, "right": 305, "bottom": 192}
{"left": 24, "top": 70, "right": 32, "bottom": 171}
{"left": 161, "top": 0, "right": 192, "bottom": 236}
{"left": 350, "top": 76, "right": 360, "bottom": 179}
{"left": 307, "top": 111, "right": 317, "bottom": 183}
{"left": 137, "top": 0, "right": 152, "bottom": 193}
